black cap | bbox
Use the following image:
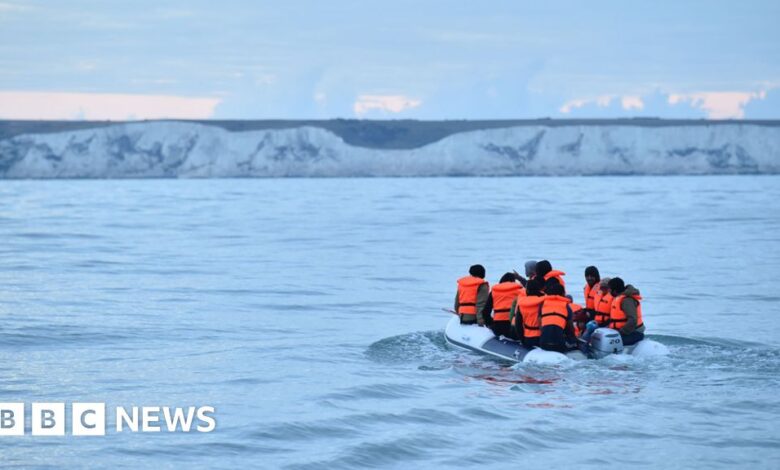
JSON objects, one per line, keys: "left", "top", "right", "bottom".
{"left": 535, "top": 260, "right": 552, "bottom": 278}
{"left": 526, "top": 278, "right": 543, "bottom": 296}
{"left": 469, "top": 264, "right": 486, "bottom": 278}
{"left": 584, "top": 266, "right": 600, "bottom": 280}
{"left": 608, "top": 277, "right": 625, "bottom": 294}
{"left": 544, "top": 278, "right": 564, "bottom": 296}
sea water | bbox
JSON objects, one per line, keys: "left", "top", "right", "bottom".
{"left": 1, "top": 176, "right": 779, "bottom": 468}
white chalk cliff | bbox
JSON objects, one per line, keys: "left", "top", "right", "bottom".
{"left": 1, "top": 121, "right": 778, "bottom": 177}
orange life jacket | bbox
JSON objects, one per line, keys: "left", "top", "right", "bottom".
{"left": 594, "top": 290, "right": 612, "bottom": 325}
{"left": 541, "top": 295, "right": 571, "bottom": 330}
{"left": 544, "top": 270, "right": 566, "bottom": 289}
{"left": 490, "top": 282, "right": 522, "bottom": 322}
{"left": 609, "top": 294, "right": 644, "bottom": 331}
{"left": 516, "top": 295, "right": 545, "bottom": 338}
{"left": 457, "top": 276, "right": 488, "bottom": 316}
{"left": 583, "top": 282, "right": 599, "bottom": 310}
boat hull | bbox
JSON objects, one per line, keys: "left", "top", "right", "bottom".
{"left": 444, "top": 315, "right": 666, "bottom": 362}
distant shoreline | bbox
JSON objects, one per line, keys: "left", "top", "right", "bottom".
{"left": 2, "top": 118, "right": 780, "bottom": 150}
{"left": 2, "top": 119, "right": 777, "bottom": 178}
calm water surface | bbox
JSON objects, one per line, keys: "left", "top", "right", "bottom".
{"left": 1, "top": 176, "right": 779, "bottom": 468}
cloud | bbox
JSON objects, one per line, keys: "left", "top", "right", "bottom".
{"left": 560, "top": 94, "right": 613, "bottom": 113}
{"left": 558, "top": 98, "right": 588, "bottom": 114}
{"left": 743, "top": 87, "right": 780, "bottom": 119}
{"left": 668, "top": 91, "right": 767, "bottom": 119}
{"left": 0, "top": 2, "right": 28, "bottom": 12}
{"left": 560, "top": 94, "right": 646, "bottom": 114}
{"left": 558, "top": 88, "right": 779, "bottom": 119}
{"left": 0, "top": 91, "right": 221, "bottom": 120}
{"left": 129, "top": 78, "right": 179, "bottom": 85}
{"left": 353, "top": 94, "right": 422, "bottom": 117}
{"left": 621, "top": 95, "right": 644, "bottom": 111}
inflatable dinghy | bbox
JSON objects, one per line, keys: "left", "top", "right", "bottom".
{"left": 444, "top": 315, "right": 667, "bottom": 364}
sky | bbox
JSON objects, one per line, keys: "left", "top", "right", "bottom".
{"left": 1, "top": 0, "right": 779, "bottom": 120}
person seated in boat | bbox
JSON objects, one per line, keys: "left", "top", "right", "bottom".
{"left": 454, "top": 264, "right": 490, "bottom": 326}
{"left": 593, "top": 277, "right": 612, "bottom": 326}
{"left": 512, "top": 278, "right": 545, "bottom": 348}
{"left": 535, "top": 260, "right": 566, "bottom": 293}
{"left": 482, "top": 272, "right": 524, "bottom": 338}
{"left": 583, "top": 266, "right": 601, "bottom": 316}
{"left": 607, "top": 277, "right": 645, "bottom": 345}
{"left": 524, "top": 260, "right": 538, "bottom": 280}
{"left": 566, "top": 295, "right": 587, "bottom": 338}
{"left": 539, "top": 280, "right": 575, "bottom": 353}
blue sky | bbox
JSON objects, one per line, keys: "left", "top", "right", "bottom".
{"left": 1, "top": 0, "right": 778, "bottom": 120}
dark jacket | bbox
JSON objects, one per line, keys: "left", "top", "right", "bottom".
{"left": 454, "top": 283, "right": 490, "bottom": 323}
{"left": 618, "top": 285, "right": 646, "bottom": 335}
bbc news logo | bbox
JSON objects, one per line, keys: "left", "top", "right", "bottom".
{"left": 0, "top": 403, "right": 216, "bottom": 436}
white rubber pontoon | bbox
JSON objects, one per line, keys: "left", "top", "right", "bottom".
{"left": 444, "top": 315, "right": 668, "bottom": 364}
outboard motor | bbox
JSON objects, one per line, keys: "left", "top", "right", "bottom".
{"left": 588, "top": 328, "right": 624, "bottom": 359}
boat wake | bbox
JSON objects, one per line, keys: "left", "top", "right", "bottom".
{"left": 366, "top": 328, "right": 780, "bottom": 378}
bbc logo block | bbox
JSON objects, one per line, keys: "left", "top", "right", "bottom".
{"left": 1, "top": 403, "right": 215, "bottom": 436}
{"left": 72, "top": 403, "right": 106, "bottom": 436}
{"left": 31, "top": 403, "right": 65, "bottom": 436}
{"left": 0, "top": 403, "right": 24, "bottom": 436}
{"left": 1, "top": 403, "right": 106, "bottom": 436}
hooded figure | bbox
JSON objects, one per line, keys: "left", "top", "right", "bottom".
{"left": 585, "top": 266, "right": 600, "bottom": 284}
{"left": 536, "top": 260, "right": 566, "bottom": 291}
{"left": 583, "top": 266, "right": 601, "bottom": 311}
{"left": 524, "top": 260, "right": 538, "bottom": 278}
{"left": 607, "top": 277, "right": 646, "bottom": 345}
{"left": 535, "top": 260, "right": 552, "bottom": 279}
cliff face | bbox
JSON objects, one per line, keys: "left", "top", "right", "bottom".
{"left": 0, "top": 121, "right": 777, "bottom": 178}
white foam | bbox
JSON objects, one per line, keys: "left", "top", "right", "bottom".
{"left": 522, "top": 348, "right": 571, "bottom": 365}
{"left": 629, "top": 339, "right": 671, "bottom": 357}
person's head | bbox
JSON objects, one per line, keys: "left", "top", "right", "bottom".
{"left": 526, "top": 278, "right": 543, "bottom": 296}
{"left": 608, "top": 277, "right": 626, "bottom": 296}
{"left": 469, "top": 264, "right": 486, "bottom": 279}
{"left": 599, "top": 277, "right": 611, "bottom": 293}
{"left": 535, "top": 260, "right": 552, "bottom": 279}
{"left": 544, "top": 279, "right": 565, "bottom": 296}
{"left": 499, "top": 272, "right": 515, "bottom": 283}
{"left": 524, "top": 260, "right": 538, "bottom": 278}
{"left": 584, "top": 266, "right": 600, "bottom": 287}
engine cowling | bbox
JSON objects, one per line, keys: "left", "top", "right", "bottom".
{"left": 588, "top": 328, "right": 624, "bottom": 359}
